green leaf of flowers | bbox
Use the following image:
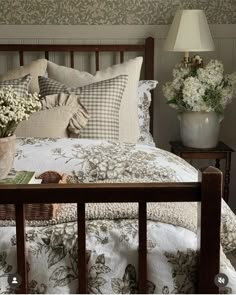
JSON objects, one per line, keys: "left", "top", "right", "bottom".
{"left": 166, "top": 98, "right": 177, "bottom": 105}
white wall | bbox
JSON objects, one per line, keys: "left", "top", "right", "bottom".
{"left": 0, "top": 25, "right": 236, "bottom": 212}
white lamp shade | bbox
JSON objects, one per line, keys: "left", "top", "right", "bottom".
{"left": 164, "top": 10, "right": 214, "bottom": 52}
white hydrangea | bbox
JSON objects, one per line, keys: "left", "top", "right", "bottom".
{"left": 163, "top": 59, "right": 236, "bottom": 113}
{"left": 226, "top": 72, "right": 236, "bottom": 95}
{"left": 197, "top": 60, "right": 224, "bottom": 87}
{"left": 182, "top": 77, "right": 209, "bottom": 111}
{"left": 220, "top": 86, "right": 234, "bottom": 107}
{"left": 0, "top": 86, "right": 41, "bottom": 137}
{"left": 163, "top": 82, "right": 176, "bottom": 101}
{"left": 173, "top": 63, "right": 191, "bottom": 79}
{"left": 172, "top": 77, "right": 184, "bottom": 91}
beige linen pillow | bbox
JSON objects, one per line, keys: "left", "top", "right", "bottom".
{"left": 0, "top": 59, "right": 47, "bottom": 93}
{"left": 15, "top": 93, "right": 89, "bottom": 138}
{"left": 15, "top": 106, "right": 77, "bottom": 138}
{"left": 47, "top": 57, "right": 143, "bottom": 143}
{"left": 41, "top": 93, "right": 89, "bottom": 135}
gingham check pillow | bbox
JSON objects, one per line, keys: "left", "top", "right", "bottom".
{"left": 38, "top": 75, "right": 128, "bottom": 140}
{"left": 39, "top": 76, "right": 81, "bottom": 97}
{"left": 0, "top": 74, "right": 32, "bottom": 95}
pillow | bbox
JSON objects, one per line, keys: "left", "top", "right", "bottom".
{"left": 0, "top": 59, "right": 47, "bottom": 93}
{"left": 38, "top": 75, "right": 128, "bottom": 140}
{"left": 47, "top": 57, "right": 143, "bottom": 143}
{"left": 15, "top": 105, "right": 83, "bottom": 138}
{"left": 0, "top": 74, "right": 32, "bottom": 96}
{"left": 137, "top": 80, "right": 158, "bottom": 146}
{"left": 40, "top": 93, "right": 89, "bottom": 135}
{"left": 39, "top": 76, "right": 81, "bottom": 98}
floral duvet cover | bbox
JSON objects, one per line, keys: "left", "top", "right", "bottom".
{"left": 0, "top": 137, "right": 236, "bottom": 294}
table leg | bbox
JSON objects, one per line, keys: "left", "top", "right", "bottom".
{"left": 224, "top": 153, "right": 231, "bottom": 203}
{"left": 215, "top": 159, "right": 220, "bottom": 169}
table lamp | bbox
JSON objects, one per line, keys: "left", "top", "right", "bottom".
{"left": 163, "top": 9, "right": 215, "bottom": 67}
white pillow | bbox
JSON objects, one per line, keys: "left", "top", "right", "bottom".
{"left": 47, "top": 57, "right": 143, "bottom": 143}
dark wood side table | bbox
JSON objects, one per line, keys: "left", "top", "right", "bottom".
{"left": 170, "top": 141, "right": 234, "bottom": 203}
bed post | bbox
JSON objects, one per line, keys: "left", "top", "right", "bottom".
{"left": 198, "top": 166, "right": 222, "bottom": 294}
{"left": 15, "top": 204, "right": 27, "bottom": 293}
{"left": 77, "top": 203, "right": 86, "bottom": 293}
{"left": 145, "top": 37, "right": 154, "bottom": 135}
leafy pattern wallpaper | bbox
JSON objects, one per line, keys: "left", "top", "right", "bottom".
{"left": 0, "top": 0, "right": 235, "bottom": 25}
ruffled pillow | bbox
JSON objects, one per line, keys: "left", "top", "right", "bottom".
{"left": 41, "top": 93, "right": 89, "bottom": 135}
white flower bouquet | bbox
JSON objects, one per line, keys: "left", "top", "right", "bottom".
{"left": 0, "top": 86, "right": 41, "bottom": 138}
{"left": 163, "top": 60, "right": 236, "bottom": 113}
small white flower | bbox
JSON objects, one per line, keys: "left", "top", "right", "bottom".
{"left": 0, "top": 86, "right": 41, "bottom": 137}
{"left": 163, "top": 82, "right": 177, "bottom": 101}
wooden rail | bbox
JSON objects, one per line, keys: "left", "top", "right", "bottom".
{"left": 0, "top": 167, "right": 222, "bottom": 294}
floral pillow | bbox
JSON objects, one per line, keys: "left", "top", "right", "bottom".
{"left": 137, "top": 80, "right": 158, "bottom": 146}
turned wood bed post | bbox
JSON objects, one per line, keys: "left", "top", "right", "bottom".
{"left": 198, "top": 166, "right": 222, "bottom": 294}
{"left": 145, "top": 37, "right": 154, "bottom": 135}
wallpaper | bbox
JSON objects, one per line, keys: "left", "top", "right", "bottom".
{"left": 0, "top": 0, "right": 235, "bottom": 25}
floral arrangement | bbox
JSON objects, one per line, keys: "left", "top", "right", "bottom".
{"left": 163, "top": 59, "right": 236, "bottom": 113}
{"left": 0, "top": 86, "right": 41, "bottom": 138}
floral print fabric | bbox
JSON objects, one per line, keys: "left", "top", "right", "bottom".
{"left": 137, "top": 80, "right": 158, "bottom": 146}
{"left": 0, "top": 137, "right": 235, "bottom": 293}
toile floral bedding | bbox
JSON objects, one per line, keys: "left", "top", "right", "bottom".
{"left": 0, "top": 137, "right": 236, "bottom": 294}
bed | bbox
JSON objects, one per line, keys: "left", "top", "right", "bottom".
{"left": 0, "top": 37, "right": 235, "bottom": 294}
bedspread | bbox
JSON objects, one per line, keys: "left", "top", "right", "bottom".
{"left": 0, "top": 137, "right": 236, "bottom": 294}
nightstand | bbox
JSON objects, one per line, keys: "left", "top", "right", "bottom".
{"left": 169, "top": 141, "right": 234, "bottom": 203}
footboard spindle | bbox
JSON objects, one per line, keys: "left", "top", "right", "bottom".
{"left": 138, "top": 202, "right": 147, "bottom": 293}
{"left": 15, "top": 204, "right": 27, "bottom": 294}
{"left": 77, "top": 203, "right": 86, "bottom": 293}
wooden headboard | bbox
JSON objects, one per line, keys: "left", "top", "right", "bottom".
{"left": 0, "top": 37, "right": 154, "bottom": 134}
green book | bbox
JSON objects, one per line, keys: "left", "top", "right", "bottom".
{"left": 0, "top": 169, "right": 39, "bottom": 184}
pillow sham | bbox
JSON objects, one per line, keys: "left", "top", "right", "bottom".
{"left": 38, "top": 75, "right": 128, "bottom": 140}
{"left": 137, "top": 80, "right": 158, "bottom": 146}
{"left": 0, "top": 74, "right": 32, "bottom": 95}
{"left": 39, "top": 76, "right": 81, "bottom": 97}
{"left": 47, "top": 57, "right": 143, "bottom": 143}
{"left": 15, "top": 106, "right": 81, "bottom": 138}
{"left": 0, "top": 59, "right": 47, "bottom": 93}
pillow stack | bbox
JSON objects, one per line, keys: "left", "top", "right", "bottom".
{"left": 0, "top": 56, "right": 158, "bottom": 144}
{"left": 45, "top": 57, "right": 143, "bottom": 143}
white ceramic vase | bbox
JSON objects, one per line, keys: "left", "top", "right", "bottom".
{"left": 178, "top": 112, "right": 223, "bottom": 148}
{"left": 0, "top": 134, "right": 16, "bottom": 179}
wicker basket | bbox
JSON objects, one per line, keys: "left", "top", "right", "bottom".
{"left": 0, "top": 171, "right": 63, "bottom": 220}
{"left": 0, "top": 203, "right": 61, "bottom": 220}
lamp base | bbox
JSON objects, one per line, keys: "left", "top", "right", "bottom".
{"left": 183, "top": 54, "right": 203, "bottom": 68}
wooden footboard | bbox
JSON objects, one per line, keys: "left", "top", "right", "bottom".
{"left": 0, "top": 166, "right": 222, "bottom": 294}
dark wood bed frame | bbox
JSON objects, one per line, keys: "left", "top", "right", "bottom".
{"left": 0, "top": 38, "right": 222, "bottom": 294}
